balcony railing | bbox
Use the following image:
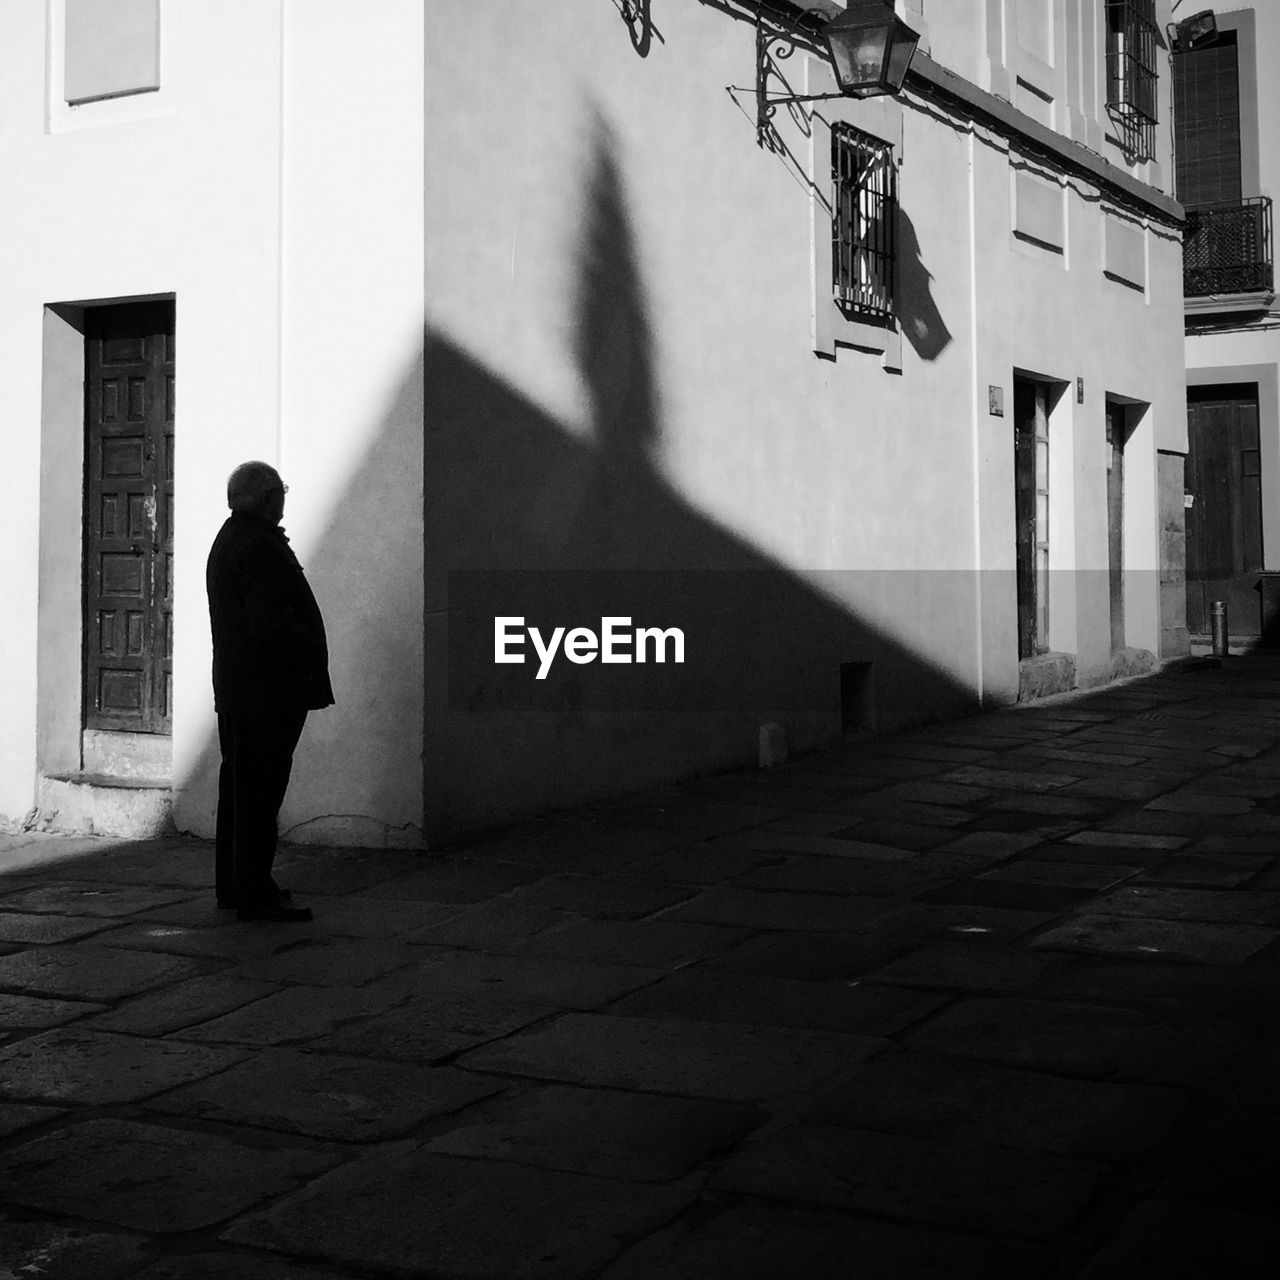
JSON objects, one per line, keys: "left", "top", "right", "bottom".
{"left": 1183, "top": 197, "right": 1274, "bottom": 297}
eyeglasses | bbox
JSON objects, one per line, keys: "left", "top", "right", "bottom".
{"left": 268, "top": 483, "right": 289, "bottom": 496}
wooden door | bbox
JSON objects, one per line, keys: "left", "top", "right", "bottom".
{"left": 1185, "top": 387, "right": 1262, "bottom": 636}
{"left": 83, "top": 302, "right": 175, "bottom": 733}
{"left": 1106, "top": 406, "right": 1125, "bottom": 651}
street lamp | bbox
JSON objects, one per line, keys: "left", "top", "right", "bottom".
{"left": 1172, "top": 9, "right": 1218, "bottom": 48}
{"left": 751, "top": 2, "right": 921, "bottom": 149}
{"left": 823, "top": 1, "right": 922, "bottom": 97}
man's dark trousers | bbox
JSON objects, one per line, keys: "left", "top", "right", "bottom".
{"left": 215, "top": 706, "right": 307, "bottom": 908}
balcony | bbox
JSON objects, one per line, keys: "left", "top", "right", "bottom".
{"left": 1183, "top": 197, "right": 1274, "bottom": 302}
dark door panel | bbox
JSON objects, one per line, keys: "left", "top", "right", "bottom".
{"left": 1186, "top": 389, "right": 1262, "bottom": 637}
{"left": 84, "top": 302, "right": 175, "bottom": 733}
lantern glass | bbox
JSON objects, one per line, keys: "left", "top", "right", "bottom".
{"left": 829, "top": 26, "right": 889, "bottom": 90}
{"left": 824, "top": 3, "right": 920, "bottom": 96}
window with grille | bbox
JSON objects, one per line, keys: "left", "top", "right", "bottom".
{"left": 1104, "top": 0, "right": 1158, "bottom": 161}
{"left": 832, "top": 125, "right": 896, "bottom": 323}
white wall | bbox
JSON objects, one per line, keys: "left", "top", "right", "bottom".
{"left": 0, "top": 1, "right": 425, "bottom": 842}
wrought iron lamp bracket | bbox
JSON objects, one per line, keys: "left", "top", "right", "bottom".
{"left": 753, "top": 7, "right": 842, "bottom": 151}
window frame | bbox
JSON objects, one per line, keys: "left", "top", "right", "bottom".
{"left": 1104, "top": 0, "right": 1159, "bottom": 162}
{"left": 831, "top": 123, "right": 897, "bottom": 325}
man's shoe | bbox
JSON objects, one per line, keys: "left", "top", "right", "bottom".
{"left": 236, "top": 903, "right": 313, "bottom": 923}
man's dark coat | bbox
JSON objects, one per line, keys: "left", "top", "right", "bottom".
{"left": 206, "top": 511, "right": 334, "bottom": 712}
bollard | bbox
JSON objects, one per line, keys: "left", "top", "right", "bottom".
{"left": 1211, "top": 600, "right": 1229, "bottom": 657}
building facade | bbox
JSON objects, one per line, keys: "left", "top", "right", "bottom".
{"left": 1173, "top": 3, "right": 1279, "bottom": 644}
{"left": 1, "top": 1, "right": 1188, "bottom": 845}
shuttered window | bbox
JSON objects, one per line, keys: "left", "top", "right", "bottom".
{"left": 1173, "top": 32, "right": 1241, "bottom": 206}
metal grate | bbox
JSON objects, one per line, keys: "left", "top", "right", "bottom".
{"left": 1184, "top": 198, "right": 1275, "bottom": 296}
{"left": 832, "top": 124, "right": 896, "bottom": 322}
{"left": 1105, "top": 0, "right": 1158, "bottom": 161}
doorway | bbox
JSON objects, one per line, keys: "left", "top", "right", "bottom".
{"left": 82, "top": 301, "right": 175, "bottom": 735}
{"left": 1185, "top": 384, "right": 1263, "bottom": 637}
{"left": 1106, "top": 402, "right": 1126, "bottom": 651}
{"left": 1014, "top": 378, "right": 1050, "bottom": 660}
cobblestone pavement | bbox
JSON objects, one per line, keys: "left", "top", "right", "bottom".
{"left": 4, "top": 655, "right": 1280, "bottom": 1278}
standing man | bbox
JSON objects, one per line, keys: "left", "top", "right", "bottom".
{"left": 207, "top": 461, "right": 334, "bottom": 922}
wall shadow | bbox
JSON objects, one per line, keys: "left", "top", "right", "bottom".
{"left": 423, "top": 109, "right": 976, "bottom": 840}
{"left": 897, "top": 208, "right": 952, "bottom": 362}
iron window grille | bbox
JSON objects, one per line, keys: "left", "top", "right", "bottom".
{"left": 832, "top": 124, "right": 896, "bottom": 322}
{"left": 1184, "top": 197, "right": 1275, "bottom": 297}
{"left": 1104, "top": 0, "right": 1158, "bottom": 161}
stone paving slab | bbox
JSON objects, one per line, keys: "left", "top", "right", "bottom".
{"left": 1030, "top": 913, "right": 1279, "bottom": 965}
{"left": 615, "top": 841, "right": 786, "bottom": 883}
{"left": 915, "top": 875, "right": 1091, "bottom": 912}
{"left": 711, "top": 828, "right": 918, "bottom": 859}
{"left": 589, "top": 794, "right": 784, "bottom": 839}
{"left": 1062, "top": 774, "right": 1196, "bottom": 802}
{"left": 224, "top": 1150, "right": 696, "bottom": 1280}
{"left": 463, "top": 818, "right": 697, "bottom": 873}
{"left": 599, "top": 1203, "right": 1056, "bottom": 1280}
{"left": 227, "top": 938, "right": 421, "bottom": 987}
{"left": 503, "top": 873, "right": 698, "bottom": 919}
{"left": 0, "top": 883, "right": 194, "bottom": 916}
{"left": 458, "top": 1012, "right": 884, "bottom": 1101}
{"left": 705, "top": 928, "right": 917, "bottom": 980}
{"left": 0, "top": 990, "right": 107, "bottom": 1031}
{"left": 802, "top": 1046, "right": 1186, "bottom": 1160}
{"left": 403, "top": 900, "right": 573, "bottom": 948}
{"left": 88, "top": 919, "right": 314, "bottom": 959}
{"left": 1041, "top": 956, "right": 1280, "bottom": 1019}
{"left": 0, "top": 944, "right": 210, "bottom": 1001}
{"left": 837, "top": 819, "right": 957, "bottom": 851}
{"left": 150, "top": 1048, "right": 503, "bottom": 1140}
{"left": 0, "top": 1027, "right": 246, "bottom": 1104}
{"left": 0, "top": 1117, "right": 336, "bottom": 1232}
{"left": 356, "top": 857, "right": 547, "bottom": 903}
{"left": 0, "top": 911, "right": 118, "bottom": 944}
{"left": 1065, "top": 830, "right": 1190, "bottom": 851}
{"left": 426, "top": 1082, "right": 764, "bottom": 1181}
{"left": 729, "top": 854, "right": 958, "bottom": 897}
{"left": 1071, "top": 1198, "right": 1280, "bottom": 1280}
{"left": 131, "top": 1255, "right": 354, "bottom": 1280}
{"left": 0, "top": 1219, "right": 151, "bottom": 1280}
{"left": 319, "top": 992, "right": 559, "bottom": 1062}
{"left": 505, "top": 918, "right": 752, "bottom": 969}
{"left": 942, "top": 765, "right": 1084, "bottom": 793}
{"left": 660, "top": 885, "right": 900, "bottom": 932}
{"left": 934, "top": 831, "right": 1059, "bottom": 861}
{"left": 605, "top": 967, "right": 947, "bottom": 1035}
{"left": 981, "top": 860, "right": 1144, "bottom": 889}
{"left": 904, "top": 997, "right": 1249, "bottom": 1085}
{"left": 274, "top": 895, "right": 459, "bottom": 938}
{"left": 712, "top": 1123, "right": 1101, "bottom": 1241}
{"left": 401, "top": 948, "right": 664, "bottom": 1010}
{"left": 864, "top": 939, "right": 1066, "bottom": 993}
{"left": 176, "top": 982, "right": 410, "bottom": 1046}
{"left": 1155, "top": 1107, "right": 1280, "bottom": 1219}
{"left": 268, "top": 847, "right": 428, "bottom": 896}
{"left": 1088, "top": 885, "right": 1280, "bottom": 925}
{"left": 0, "top": 1101, "right": 63, "bottom": 1138}
{"left": 1133, "top": 854, "right": 1273, "bottom": 887}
